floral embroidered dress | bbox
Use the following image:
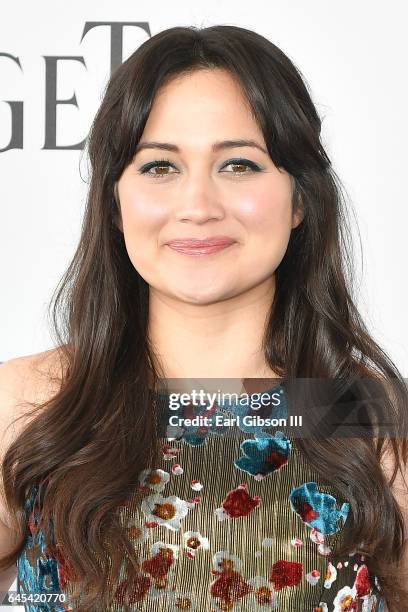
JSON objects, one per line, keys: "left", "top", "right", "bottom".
{"left": 16, "top": 383, "right": 386, "bottom": 611}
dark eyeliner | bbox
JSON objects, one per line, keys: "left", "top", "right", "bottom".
{"left": 137, "top": 157, "right": 263, "bottom": 177}
{"left": 220, "top": 158, "right": 263, "bottom": 172}
{"left": 138, "top": 158, "right": 174, "bottom": 175}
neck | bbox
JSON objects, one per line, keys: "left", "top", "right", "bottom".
{"left": 147, "top": 276, "right": 280, "bottom": 392}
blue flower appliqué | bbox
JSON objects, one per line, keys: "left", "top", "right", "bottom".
{"left": 17, "top": 486, "right": 65, "bottom": 612}
{"left": 234, "top": 431, "right": 292, "bottom": 477}
{"left": 289, "top": 482, "right": 350, "bottom": 535}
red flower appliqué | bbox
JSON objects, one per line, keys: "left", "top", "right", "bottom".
{"left": 269, "top": 560, "right": 303, "bottom": 591}
{"left": 221, "top": 484, "right": 261, "bottom": 518}
{"left": 142, "top": 548, "right": 176, "bottom": 579}
{"left": 354, "top": 564, "right": 371, "bottom": 598}
{"left": 211, "top": 570, "right": 252, "bottom": 606}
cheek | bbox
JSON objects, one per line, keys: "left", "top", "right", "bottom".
{"left": 121, "top": 191, "right": 168, "bottom": 235}
{"left": 118, "top": 185, "right": 169, "bottom": 279}
{"left": 234, "top": 179, "right": 293, "bottom": 233}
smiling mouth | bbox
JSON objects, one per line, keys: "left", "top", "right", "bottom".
{"left": 165, "top": 236, "right": 237, "bottom": 256}
{"left": 165, "top": 242, "right": 236, "bottom": 256}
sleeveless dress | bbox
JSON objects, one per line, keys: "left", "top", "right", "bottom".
{"left": 15, "top": 383, "right": 386, "bottom": 611}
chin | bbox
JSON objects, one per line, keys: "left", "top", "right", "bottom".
{"left": 174, "top": 288, "right": 234, "bottom": 305}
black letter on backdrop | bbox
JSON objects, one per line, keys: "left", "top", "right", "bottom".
{"left": 42, "top": 56, "right": 87, "bottom": 150}
{"left": 0, "top": 53, "right": 23, "bottom": 152}
{"left": 80, "top": 22, "right": 151, "bottom": 75}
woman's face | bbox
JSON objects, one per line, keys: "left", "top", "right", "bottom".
{"left": 116, "top": 68, "right": 302, "bottom": 305}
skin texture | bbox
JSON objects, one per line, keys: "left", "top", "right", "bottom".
{"left": 116, "top": 67, "right": 303, "bottom": 382}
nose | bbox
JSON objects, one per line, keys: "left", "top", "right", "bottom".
{"left": 174, "top": 171, "right": 225, "bottom": 224}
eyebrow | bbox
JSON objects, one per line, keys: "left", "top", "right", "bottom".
{"left": 134, "top": 139, "right": 269, "bottom": 156}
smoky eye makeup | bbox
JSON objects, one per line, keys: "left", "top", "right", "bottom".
{"left": 137, "top": 157, "right": 265, "bottom": 178}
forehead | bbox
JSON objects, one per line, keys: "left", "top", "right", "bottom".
{"left": 141, "top": 68, "right": 262, "bottom": 142}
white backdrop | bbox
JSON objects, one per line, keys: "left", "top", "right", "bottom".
{"left": 1, "top": 1, "right": 407, "bottom": 372}
{"left": 1, "top": 0, "right": 407, "bottom": 602}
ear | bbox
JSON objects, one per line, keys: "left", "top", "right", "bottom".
{"left": 291, "top": 192, "right": 305, "bottom": 229}
{"left": 113, "top": 182, "right": 123, "bottom": 233}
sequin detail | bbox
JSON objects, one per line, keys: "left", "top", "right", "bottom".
{"left": 16, "top": 385, "right": 384, "bottom": 611}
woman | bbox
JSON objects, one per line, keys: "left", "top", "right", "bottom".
{"left": 1, "top": 24, "right": 407, "bottom": 612}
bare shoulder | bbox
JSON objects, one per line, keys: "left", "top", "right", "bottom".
{"left": 0, "top": 346, "right": 66, "bottom": 453}
{"left": 0, "top": 347, "right": 66, "bottom": 527}
{"left": 362, "top": 367, "right": 408, "bottom": 530}
{"left": 1, "top": 347, "right": 66, "bottom": 404}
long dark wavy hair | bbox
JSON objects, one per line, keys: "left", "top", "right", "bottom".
{"left": 1, "top": 24, "right": 407, "bottom": 610}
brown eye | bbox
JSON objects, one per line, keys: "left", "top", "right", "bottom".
{"left": 151, "top": 165, "right": 172, "bottom": 176}
{"left": 220, "top": 158, "right": 262, "bottom": 175}
{"left": 230, "top": 164, "right": 246, "bottom": 173}
{"left": 138, "top": 159, "right": 177, "bottom": 178}
{"left": 138, "top": 157, "right": 263, "bottom": 179}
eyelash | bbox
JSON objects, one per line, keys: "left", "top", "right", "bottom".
{"left": 137, "top": 157, "right": 263, "bottom": 178}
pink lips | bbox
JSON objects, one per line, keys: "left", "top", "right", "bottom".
{"left": 165, "top": 236, "right": 236, "bottom": 256}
